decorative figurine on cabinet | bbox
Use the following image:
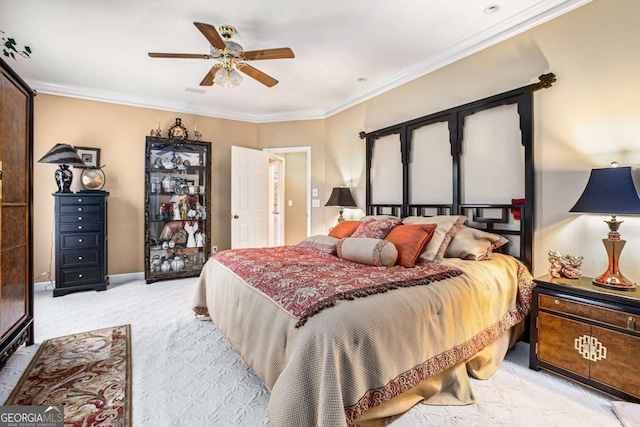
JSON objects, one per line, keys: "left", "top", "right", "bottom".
{"left": 168, "top": 118, "right": 188, "bottom": 140}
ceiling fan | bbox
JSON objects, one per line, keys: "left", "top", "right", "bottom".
{"left": 148, "top": 22, "right": 294, "bottom": 88}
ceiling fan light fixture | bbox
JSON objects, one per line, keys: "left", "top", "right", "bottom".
{"left": 214, "top": 68, "right": 229, "bottom": 86}
{"left": 229, "top": 68, "right": 243, "bottom": 87}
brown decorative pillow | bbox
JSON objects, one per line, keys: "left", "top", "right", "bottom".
{"left": 444, "top": 226, "right": 509, "bottom": 260}
{"left": 336, "top": 238, "right": 398, "bottom": 267}
{"left": 402, "top": 215, "right": 468, "bottom": 262}
{"left": 351, "top": 218, "right": 403, "bottom": 239}
{"left": 328, "top": 220, "right": 363, "bottom": 239}
{"left": 297, "top": 235, "right": 340, "bottom": 255}
{"left": 385, "top": 223, "right": 437, "bottom": 268}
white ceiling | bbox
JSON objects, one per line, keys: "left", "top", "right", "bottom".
{"left": 2, "top": 0, "right": 589, "bottom": 123}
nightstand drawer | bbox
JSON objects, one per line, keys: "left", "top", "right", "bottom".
{"left": 60, "top": 249, "right": 99, "bottom": 267}
{"left": 59, "top": 204, "right": 101, "bottom": 214}
{"left": 60, "top": 233, "right": 99, "bottom": 249}
{"left": 60, "top": 268, "right": 100, "bottom": 286}
{"left": 58, "top": 196, "right": 101, "bottom": 206}
{"left": 59, "top": 213, "right": 102, "bottom": 223}
{"left": 539, "top": 294, "right": 638, "bottom": 332}
{"left": 59, "top": 222, "right": 102, "bottom": 233}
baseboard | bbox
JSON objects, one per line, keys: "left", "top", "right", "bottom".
{"left": 34, "top": 272, "right": 145, "bottom": 292}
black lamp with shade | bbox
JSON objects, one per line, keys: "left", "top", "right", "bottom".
{"left": 37, "top": 143, "right": 86, "bottom": 193}
{"left": 569, "top": 163, "right": 640, "bottom": 291}
{"left": 325, "top": 187, "right": 357, "bottom": 222}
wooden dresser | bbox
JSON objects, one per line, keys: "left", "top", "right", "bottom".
{"left": 54, "top": 192, "right": 109, "bottom": 297}
{"left": 530, "top": 275, "right": 640, "bottom": 402}
{"left": 0, "top": 58, "right": 34, "bottom": 368}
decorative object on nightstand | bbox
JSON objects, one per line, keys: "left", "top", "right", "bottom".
{"left": 325, "top": 187, "right": 357, "bottom": 222}
{"left": 548, "top": 249, "right": 583, "bottom": 279}
{"left": 38, "top": 143, "right": 86, "bottom": 193}
{"left": 570, "top": 164, "right": 640, "bottom": 291}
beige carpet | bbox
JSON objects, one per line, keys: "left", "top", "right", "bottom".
{"left": 6, "top": 325, "right": 131, "bottom": 427}
{"left": 0, "top": 277, "right": 623, "bottom": 426}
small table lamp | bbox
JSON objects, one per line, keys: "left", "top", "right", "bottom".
{"left": 325, "top": 187, "right": 357, "bottom": 222}
{"left": 569, "top": 164, "right": 640, "bottom": 291}
{"left": 38, "top": 143, "right": 86, "bottom": 193}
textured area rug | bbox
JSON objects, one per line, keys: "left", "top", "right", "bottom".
{"left": 5, "top": 325, "right": 131, "bottom": 427}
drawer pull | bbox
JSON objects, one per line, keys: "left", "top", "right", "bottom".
{"left": 78, "top": 274, "right": 83, "bottom": 278}
{"left": 79, "top": 239, "right": 83, "bottom": 243}
{"left": 78, "top": 207, "right": 83, "bottom": 211}
{"left": 575, "top": 335, "right": 607, "bottom": 362}
{"left": 628, "top": 316, "right": 636, "bottom": 331}
{"left": 78, "top": 198, "right": 83, "bottom": 202}
{"left": 78, "top": 216, "right": 83, "bottom": 220}
{"left": 78, "top": 256, "right": 83, "bottom": 260}
{"left": 78, "top": 226, "right": 83, "bottom": 230}
{"left": 554, "top": 299, "right": 560, "bottom": 305}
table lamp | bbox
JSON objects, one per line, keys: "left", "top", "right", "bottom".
{"left": 325, "top": 187, "right": 357, "bottom": 222}
{"left": 38, "top": 143, "right": 86, "bottom": 193}
{"left": 569, "top": 163, "right": 640, "bottom": 291}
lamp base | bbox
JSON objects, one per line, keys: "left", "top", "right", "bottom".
{"left": 592, "top": 237, "right": 637, "bottom": 292}
{"left": 54, "top": 164, "right": 74, "bottom": 193}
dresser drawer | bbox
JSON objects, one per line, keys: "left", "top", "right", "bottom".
{"left": 60, "top": 233, "right": 100, "bottom": 249}
{"left": 60, "top": 268, "right": 100, "bottom": 287}
{"left": 58, "top": 196, "right": 101, "bottom": 206}
{"left": 60, "top": 249, "right": 99, "bottom": 267}
{"left": 59, "top": 204, "right": 101, "bottom": 214}
{"left": 59, "top": 222, "right": 102, "bottom": 233}
{"left": 539, "top": 294, "right": 638, "bottom": 332}
{"left": 58, "top": 213, "right": 102, "bottom": 223}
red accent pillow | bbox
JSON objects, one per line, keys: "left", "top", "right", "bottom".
{"left": 385, "top": 223, "right": 437, "bottom": 268}
{"left": 351, "top": 218, "right": 403, "bottom": 239}
{"left": 328, "top": 220, "right": 362, "bottom": 238}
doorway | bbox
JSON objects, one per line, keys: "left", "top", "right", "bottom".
{"left": 263, "top": 146, "right": 311, "bottom": 245}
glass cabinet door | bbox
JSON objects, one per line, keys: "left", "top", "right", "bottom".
{"left": 144, "top": 137, "right": 211, "bottom": 283}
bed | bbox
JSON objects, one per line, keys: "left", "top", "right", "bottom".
{"left": 192, "top": 74, "right": 555, "bottom": 426}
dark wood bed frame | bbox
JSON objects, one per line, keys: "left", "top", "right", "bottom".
{"left": 360, "top": 73, "right": 556, "bottom": 271}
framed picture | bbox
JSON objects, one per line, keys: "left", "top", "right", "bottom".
{"left": 74, "top": 146, "right": 100, "bottom": 168}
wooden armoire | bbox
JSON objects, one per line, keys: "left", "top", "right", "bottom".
{"left": 0, "top": 58, "right": 34, "bottom": 368}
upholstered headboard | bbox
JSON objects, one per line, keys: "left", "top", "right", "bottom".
{"left": 359, "top": 74, "right": 556, "bottom": 270}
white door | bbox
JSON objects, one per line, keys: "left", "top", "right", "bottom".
{"left": 231, "top": 146, "right": 270, "bottom": 248}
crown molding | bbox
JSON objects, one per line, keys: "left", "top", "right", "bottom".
{"left": 28, "top": 0, "right": 590, "bottom": 124}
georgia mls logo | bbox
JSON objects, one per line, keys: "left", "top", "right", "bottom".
{"left": 0, "top": 405, "right": 64, "bottom": 427}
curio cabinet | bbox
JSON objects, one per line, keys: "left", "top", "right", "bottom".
{"left": 144, "top": 136, "right": 211, "bottom": 283}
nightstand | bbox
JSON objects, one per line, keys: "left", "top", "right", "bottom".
{"left": 530, "top": 275, "right": 640, "bottom": 402}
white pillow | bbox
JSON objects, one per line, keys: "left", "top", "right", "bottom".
{"left": 402, "top": 215, "right": 467, "bottom": 262}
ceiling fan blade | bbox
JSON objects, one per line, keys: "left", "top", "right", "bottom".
{"left": 243, "top": 48, "right": 295, "bottom": 61}
{"left": 200, "top": 66, "right": 220, "bottom": 86}
{"left": 239, "top": 64, "right": 279, "bottom": 87}
{"left": 194, "top": 22, "right": 226, "bottom": 50}
{"left": 148, "top": 53, "right": 210, "bottom": 59}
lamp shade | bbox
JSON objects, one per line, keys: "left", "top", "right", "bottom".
{"left": 325, "top": 187, "right": 357, "bottom": 208}
{"left": 38, "top": 143, "right": 85, "bottom": 166}
{"left": 569, "top": 166, "right": 640, "bottom": 215}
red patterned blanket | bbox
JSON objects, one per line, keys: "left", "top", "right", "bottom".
{"left": 212, "top": 246, "right": 462, "bottom": 327}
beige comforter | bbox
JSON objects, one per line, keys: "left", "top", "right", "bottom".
{"left": 192, "top": 252, "right": 533, "bottom": 427}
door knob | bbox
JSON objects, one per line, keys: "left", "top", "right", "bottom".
{"left": 231, "top": 215, "right": 239, "bottom": 219}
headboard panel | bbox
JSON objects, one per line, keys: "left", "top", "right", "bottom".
{"left": 360, "top": 74, "right": 556, "bottom": 270}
